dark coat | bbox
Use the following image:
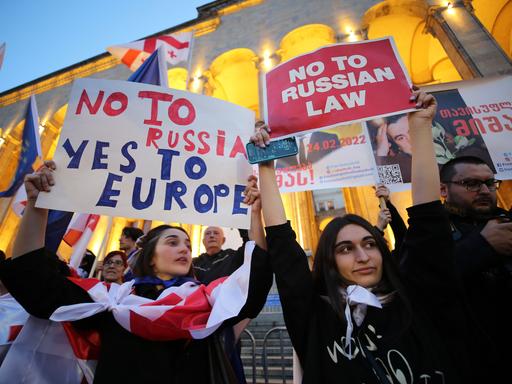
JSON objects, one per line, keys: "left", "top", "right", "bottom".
{"left": 0, "top": 245, "right": 272, "bottom": 383}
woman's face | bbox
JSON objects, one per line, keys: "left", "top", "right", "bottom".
{"left": 102, "top": 255, "right": 125, "bottom": 284}
{"left": 334, "top": 224, "right": 383, "bottom": 288}
{"left": 151, "top": 228, "right": 192, "bottom": 280}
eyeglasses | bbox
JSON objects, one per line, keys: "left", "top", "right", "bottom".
{"left": 444, "top": 178, "right": 502, "bottom": 192}
{"left": 104, "top": 259, "right": 124, "bottom": 267}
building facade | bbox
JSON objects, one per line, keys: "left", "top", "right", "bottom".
{"left": 0, "top": 0, "right": 511, "bottom": 259}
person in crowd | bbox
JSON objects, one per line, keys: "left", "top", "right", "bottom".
{"left": 193, "top": 182, "right": 265, "bottom": 384}
{"left": 0, "top": 163, "right": 272, "bottom": 383}
{"left": 250, "top": 90, "right": 495, "bottom": 383}
{"left": 100, "top": 251, "right": 127, "bottom": 284}
{"left": 373, "top": 184, "right": 407, "bottom": 257}
{"left": 119, "top": 226, "right": 144, "bottom": 267}
{"left": 77, "top": 249, "right": 96, "bottom": 278}
{"left": 193, "top": 227, "right": 249, "bottom": 285}
{"left": 439, "top": 155, "right": 512, "bottom": 370}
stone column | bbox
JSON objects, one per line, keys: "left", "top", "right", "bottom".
{"left": 425, "top": 0, "right": 512, "bottom": 79}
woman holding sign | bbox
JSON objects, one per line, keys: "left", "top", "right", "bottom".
{"left": 0, "top": 167, "right": 271, "bottom": 383}
{"left": 251, "top": 90, "right": 490, "bottom": 383}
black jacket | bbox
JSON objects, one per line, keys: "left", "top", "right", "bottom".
{"left": 0, "top": 245, "right": 272, "bottom": 383}
{"left": 193, "top": 230, "right": 249, "bottom": 285}
{"left": 448, "top": 207, "right": 512, "bottom": 372}
{"left": 267, "top": 201, "right": 478, "bottom": 384}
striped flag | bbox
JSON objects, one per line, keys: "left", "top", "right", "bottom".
{"left": 0, "top": 294, "right": 29, "bottom": 347}
{"left": 107, "top": 32, "right": 192, "bottom": 71}
{"left": 65, "top": 214, "right": 101, "bottom": 269}
{"left": 51, "top": 242, "right": 256, "bottom": 340}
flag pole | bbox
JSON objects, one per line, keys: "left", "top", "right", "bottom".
{"left": 185, "top": 30, "right": 196, "bottom": 90}
{"left": 157, "top": 46, "right": 169, "bottom": 88}
{"left": 89, "top": 216, "right": 113, "bottom": 278}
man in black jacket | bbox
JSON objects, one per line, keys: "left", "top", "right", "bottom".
{"left": 440, "top": 156, "right": 512, "bottom": 370}
{"left": 193, "top": 226, "right": 249, "bottom": 284}
{"left": 193, "top": 226, "right": 251, "bottom": 384}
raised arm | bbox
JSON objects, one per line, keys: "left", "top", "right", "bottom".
{"left": 12, "top": 161, "right": 55, "bottom": 258}
{"left": 408, "top": 90, "right": 439, "bottom": 205}
{"left": 1, "top": 161, "right": 94, "bottom": 319}
{"left": 244, "top": 174, "right": 267, "bottom": 250}
{"left": 252, "top": 121, "right": 287, "bottom": 227}
{"left": 251, "top": 122, "right": 314, "bottom": 363}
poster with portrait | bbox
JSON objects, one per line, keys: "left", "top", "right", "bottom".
{"left": 269, "top": 123, "right": 376, "bottom": 192}
{"left": 365, "top": 75, "right": 512, "bottom": 185}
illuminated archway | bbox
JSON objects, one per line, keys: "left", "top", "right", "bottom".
{"left": 278, "top": 24, "right": 336, "bottom": 62}
{"left": 363, "top": 1, "right": 461, "bottom": 84}
{"left": 167, "top": 67, "right": 188, "bottom": 90}
{"left": 207, "top": 48, "right": 259, "bottom": 113}
{"left": 473, "top": 0, "right": 512, "bottom": 58}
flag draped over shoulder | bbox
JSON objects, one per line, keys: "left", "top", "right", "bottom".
{"left": 0, "top": 95, "right": 42, "bottom": 198}
{"left": 0, "top": 294, "right": 29, "bottom": 347}
{"left": 107, "top": 32, "right": 192, "bottom": 71}
{"left": 51, "top": 241, "right": 256, "bottom": 340}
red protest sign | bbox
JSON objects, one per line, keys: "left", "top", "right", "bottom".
{"left": 264, "top": 37, "right": 415, "bottom": 138}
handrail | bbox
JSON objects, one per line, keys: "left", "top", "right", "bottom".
{"left": 241, "top": 328, "right": 256, "bottom": 384}
{"left": 261, "top": 326, "right": 289, "bottom": 384}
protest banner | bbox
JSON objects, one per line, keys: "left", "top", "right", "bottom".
{"left": 365, "top": 75, "right": 512, "bottom": 185}
{"left": 36, "top": 79, "right": 254, "bottom": 229}
{"left": 265, "top": 123, "right": 376, "bottom": 192}
{"left": 264, "top": 37, "right": 415, "bottom": 138}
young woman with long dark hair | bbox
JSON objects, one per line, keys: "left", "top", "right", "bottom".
{"left": 250, "top": 90, "right": 482, "bottom": 383}
{"left": 0, "top": 170, "right": 271, "bottom": 383}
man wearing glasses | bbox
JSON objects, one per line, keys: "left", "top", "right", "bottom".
{"left": 440, "top": 156, "right": 512, "bottom": 372}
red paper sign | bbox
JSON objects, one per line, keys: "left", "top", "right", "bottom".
{"left": 264, "top": 37, "right": 415, "bottom": 138}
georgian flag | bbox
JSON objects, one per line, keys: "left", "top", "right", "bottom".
{"left": 107, "top": 32, "right": 193, "bottom": 71}
{"left": 51, "top": 241, "right": 256, "bottom": 340}
{"left": 65, "top": 213, "right": 100, "bottom": 270}
{"left": 0, "top": 294, "right": 29, "bottom": 346}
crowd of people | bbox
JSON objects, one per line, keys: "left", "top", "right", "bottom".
{"left": 0, "top": 89, "right": 511, "bottom": 383}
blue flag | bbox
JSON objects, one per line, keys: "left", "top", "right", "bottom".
{"left": 128, "top": 46, "right": 168, "bottom": 87}
{"left": 0, "top": 95, "right": 41, "bottom": 197}
{"left": 45, "top": 210, "right": 74, "bottom": 253}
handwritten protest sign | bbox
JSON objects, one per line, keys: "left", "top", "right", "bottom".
{"left": 36, "top": 79, "right": 255, "bottom": 228}
{"left": 264, "top": 37, "right": 415, "bottom": 138}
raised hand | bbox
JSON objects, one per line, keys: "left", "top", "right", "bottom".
{"left": 374, "top": 184, "right": 390, "bottom": 202}
{"left": 243, "top": 174, "right": 261, "bottom": 212}
{"left": 408, "top": 87, "right": 437, "bottom": 124}
{"left": 251, "top": 120, "right": 271, "bottom": 148}
{"left": 25, "top": 160, "right": 56, "bottom": 201}
{"left": 481, "top": 219, "right": 512, "bottom": 255}
{"left": 376, "top": 208, "right": 392, "bottom": 231}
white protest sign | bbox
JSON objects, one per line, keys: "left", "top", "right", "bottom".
{"left": 36, "top": 79, "right": 254, "bottom": 228}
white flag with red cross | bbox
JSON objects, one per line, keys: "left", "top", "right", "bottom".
{"left": 107, "top": 32, "right": 193, "bottom": 71}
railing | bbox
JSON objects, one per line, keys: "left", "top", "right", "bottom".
{"left": 241, "top": 328, "right": 256, "bottom": 384}
{"left": 261, "top": 326, "right": 289, "bottom": 384}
